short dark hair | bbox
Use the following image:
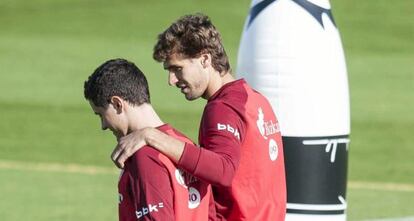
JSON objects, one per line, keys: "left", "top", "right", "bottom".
{"left": 84, "top": 58, "right": 150, "bottom": 107}
{"left": 153, "top": 13, "right": 231, "bottom": 73}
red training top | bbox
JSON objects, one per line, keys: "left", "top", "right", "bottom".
{"left": 178, "top": 79, "right": 286, "bottom": 221}
{"left": 118, "top": 124, "right": 216, "bottom": 221}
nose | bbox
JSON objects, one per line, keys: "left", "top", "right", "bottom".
{"left": 168, "top": 72, "right": 178, "bottom": 86}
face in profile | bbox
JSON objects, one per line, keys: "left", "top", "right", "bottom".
{"left": 89, "top": 100, "right": 128, "bottom": 140}
{"left": 164, "top": 54, "right": 210, "bottom": 101}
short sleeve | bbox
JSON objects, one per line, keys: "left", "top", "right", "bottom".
{"left": 128, "top": 147, "right": 175, "bottom": 221}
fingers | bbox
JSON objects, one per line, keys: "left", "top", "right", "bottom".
{"left": 114, "top": 158, "right": 124, "bottom": 169}
{"left": 111, "top": 129, "right": 148, "bottom": 168}
{"left": 115, "top": 151, "right": 130, "bottom": 170}
{"left": 111, "top": 144, "right": 125, "bottom": 169}
{"left": 111, "top": 136, "right": 138, "bottom": 169}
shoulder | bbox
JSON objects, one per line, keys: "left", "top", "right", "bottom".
{"left": 127, "top": 146, "right": 174, "bottom": 174}
{"left": 162, "top": 126, "right": 194, "bottom": 145}
{"left": 203, "top": 99, "right": 247, "bottom": 128}
{"left": 203, "top": 101, "right": 242, "bottom": 123}
{"left": 205, "top": 81, "right": 252, "bottom": 115}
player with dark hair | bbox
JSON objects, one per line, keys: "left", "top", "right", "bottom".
{"left": 112, "top": 13, "right": 286, "bottom": 221}
{"left": 84, "top": 58, "right": 216, "bottom": 221}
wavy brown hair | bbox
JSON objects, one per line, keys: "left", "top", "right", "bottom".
{"left": 153, "top": 13, "right": 231, "bottom": 74}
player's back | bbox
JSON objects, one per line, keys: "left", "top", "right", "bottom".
{"left": 235, "top": 81, "right": 286, "bottom": 221}
{"left": 205, "top": 79, "right": 286, "bottom": 220}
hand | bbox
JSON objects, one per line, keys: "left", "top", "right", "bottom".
{"left": 111, "top": 128, "right": 149, "bottom": 168}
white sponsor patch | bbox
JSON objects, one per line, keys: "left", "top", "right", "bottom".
{"left": 269, "top": 139, "right": 278, "bottom": 161}
{"left": 188, "top": 187, "right": 201, "bottom": 209}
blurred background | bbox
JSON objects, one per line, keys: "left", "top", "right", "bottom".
{"left": 0, "top": 0, "right": 413, "bottom": 220}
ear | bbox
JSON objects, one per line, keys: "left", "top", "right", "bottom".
{"left": 200, "top": 53, "right": 212, "bottom": 69}
{"left": 110, "top": 96, "right": 124, "bottom": 114}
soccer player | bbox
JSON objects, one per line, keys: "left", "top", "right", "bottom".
{"left": 111, "top": 14, "right": 286, "bottom": 221}
{"left": 84, "top": 58, "right": 216, "bottom": 221}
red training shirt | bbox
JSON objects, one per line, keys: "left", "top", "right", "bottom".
{"left": 118, "top": 124, "right": 216, "bottom": 221}
{"left": 178, "top": 79, "right": 286, "bottom": 221}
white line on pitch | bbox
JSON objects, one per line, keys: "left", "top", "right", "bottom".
{"left": 348, "top": 181, "right": 414, "bottom": 192}
{"left": 0, "top": 159, "right": 118, "bottom": 175}
{"left": 1, "top": 160, "right": 414, "bottom": 193}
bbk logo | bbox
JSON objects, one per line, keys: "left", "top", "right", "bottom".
{"left": 217, "top": 123, "right": 240, "bottom": 140}
{"left": 136, "top": 203, "right": 164, "bottom": 219}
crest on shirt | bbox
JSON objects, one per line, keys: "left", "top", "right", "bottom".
{"left": 257, "top": 108, "right": 267, "bottom": 139}
{"left": 257, "top": 107, "right": 280, "bottom": 161}
{"left": 188, "top": 187, "right": 201, "bottom": 209}
{"left": 256, "top": 107, "right": 280, "bottom": 139}
{"left": 175, "top": 169, "right": 202, "bottom": 209}
{"left": 175, "top": 169, "right": 199, "bottom": 187}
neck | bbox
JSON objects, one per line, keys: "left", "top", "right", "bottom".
{"left": 203, "top": 71, "right": 235, "bottom": 99}
{"left": 128, "top": 103, "right": 164, "bottom": 132}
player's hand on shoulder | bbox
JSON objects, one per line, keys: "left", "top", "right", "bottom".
{"left": 111, "top": 128, "right": 150, "bottom": 169}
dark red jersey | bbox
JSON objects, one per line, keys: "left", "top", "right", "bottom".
{"left": 178, "top": 79, "right": 286, "bottom": 220}
{"left": 118, "top": 124, "right": 216, "bottom": 221}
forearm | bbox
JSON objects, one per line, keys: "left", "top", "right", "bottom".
{"left": 143, "top": 128, "right": 239, "bottom": 187}
{"left": 178, "top": 143, "right": 237, "bottom": 187}
{"left": 144, "top": 128, "right": 237, "bottom": 186}
{"left": 144, "top": 127, "right": 185, "bottom": 164}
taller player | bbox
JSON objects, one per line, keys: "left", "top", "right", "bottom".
{"left": 84, "top": 58, "right": 215, "bottom": 221}
{"left": 111, "top": 14, "right": 286, "bottom": 221}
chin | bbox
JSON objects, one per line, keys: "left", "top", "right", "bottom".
{"left": 185, "top": 93, "right": 201, "bottom": 101}
{"left": 185, "top": 96, "right": 196, "bottom": 101}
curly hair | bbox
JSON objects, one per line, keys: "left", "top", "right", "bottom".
{"left": 153, "top": 13, "right": 231, "bottom": 74}
{"left": 84, "top": 58, "right": 150, "bottom": 107}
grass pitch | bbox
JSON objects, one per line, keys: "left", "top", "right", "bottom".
{"left": 0, "top": 0, "right": 413, "bottom": 220}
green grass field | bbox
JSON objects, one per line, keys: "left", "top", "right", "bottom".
{"left": 1, "top": 0, "right": 413, "bottom": 220}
